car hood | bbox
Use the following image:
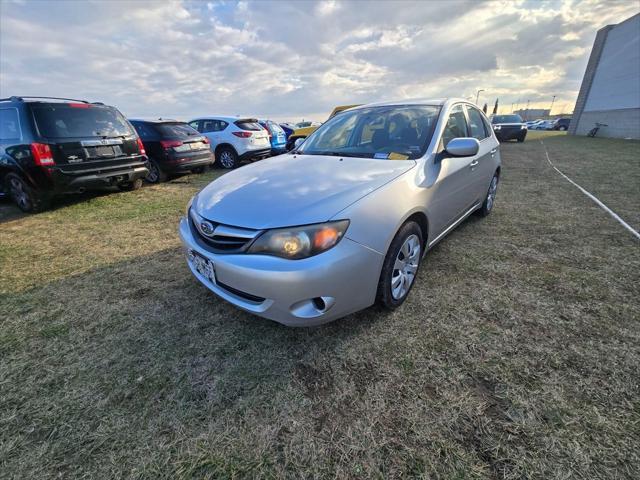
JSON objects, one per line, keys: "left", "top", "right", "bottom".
{"left": 194, "top": 154, "right": 415, "bottom": 229}
{"left": 494, "top": 123, "right": 525, "bottom": 127}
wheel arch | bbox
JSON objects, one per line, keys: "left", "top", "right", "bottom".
{"left": 214, "top": 143, "right": 238, "bottom": 156}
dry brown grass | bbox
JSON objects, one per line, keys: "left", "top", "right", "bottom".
{"left": 1, "top": 133, "right": 639, "bottom": 479}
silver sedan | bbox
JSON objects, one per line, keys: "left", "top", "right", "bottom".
{"left": 179, "top": 99, "right": 501, "bottom": 326}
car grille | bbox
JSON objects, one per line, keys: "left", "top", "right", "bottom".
{"left": 189, "top": 210, "right": 261, "bottom": 253}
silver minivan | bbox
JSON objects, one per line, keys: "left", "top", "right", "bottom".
{"left": 180, "top": 99, "right": 501, "bottom": 326}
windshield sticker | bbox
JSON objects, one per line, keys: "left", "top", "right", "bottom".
{"left": 388, "top": 152, "right": 409, "bottom": 160}
{"left": 374, "top": 152, "right": 389, "bottom": 159}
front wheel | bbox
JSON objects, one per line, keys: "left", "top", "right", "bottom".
{"left": 377, "top": 221, "right": 423, "bottom": 310}
{"left": 477, "top": 172, "right": 499, "bottom": 217}
{"left": 216, "top": 147, "right": 238, "bottom": 169}
{"left": 145, "top": 158, "right": 166, "bottom": 183}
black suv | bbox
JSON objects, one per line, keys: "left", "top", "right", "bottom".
{"left": 552, "top": 118, "right": 571, "bottom": 131}
{"left": 129, "top": 119, "right": 214, "bottom": 183}
{"left": 0, "top": 96, "right": 148, "bottom": 212}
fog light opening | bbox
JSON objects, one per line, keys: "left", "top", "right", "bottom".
{"left": 312, "top": 297, "right": 326, "bottom": 311}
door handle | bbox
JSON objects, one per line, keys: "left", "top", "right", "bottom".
{"left": 469, "top": 160, "right": 479, "bottom": 168}
{"left": 490, "top": 148, "right": 497, "bottom": 155}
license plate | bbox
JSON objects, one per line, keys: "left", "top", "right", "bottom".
{"left": 96, "top": 146, "right": 114, "bottom": 156}
{"left": 190, "top": 142, "right": 206, "bottom": 150}
{"left": 190, "top": 250, "right": 215, "bottom": 283}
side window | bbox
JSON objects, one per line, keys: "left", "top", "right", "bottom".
{"left": 441, "top": 105, "right": 468, "bottom": 146}
{"left": 132, "top": 122, "right": 153, "bottom": 140}
{"left": 466, "top": 106, "right": 489, "bottom": 140}
{"left": 189, "top": 120, "right": 201, "bottom": 132}
{"left": 0, "top": 108, "right": 22, "bottom": 142}
{"left": 202, "top": 120, "right": 226, "bottom": 133}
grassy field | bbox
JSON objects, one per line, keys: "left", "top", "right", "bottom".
{"left": 1, "top": 132, "right": 639, "bottom": 479}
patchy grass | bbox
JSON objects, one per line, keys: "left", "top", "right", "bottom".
{"left": 1, "top": 137, "right": 639, "bottom": 479}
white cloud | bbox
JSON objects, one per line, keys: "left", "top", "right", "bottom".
{"left": 1, "top": 0, "right": 638, "bottom": 121}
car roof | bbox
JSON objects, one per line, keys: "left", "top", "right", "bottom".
{"left": 340, "top": 98, "right": 478, "bottom": 114}
{"left": 129, "top": 118, "right": 183, "bottom": 124}
{"left": 191, "top": 116, "right": 256, "bottom": 122}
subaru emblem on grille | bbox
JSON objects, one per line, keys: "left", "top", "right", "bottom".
{"left": 200, "top": 221, "right": 215, "bottom": 237}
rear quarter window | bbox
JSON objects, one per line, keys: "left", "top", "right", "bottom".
{"left": 0, "top": 108, "right": 22, "bottom": 142}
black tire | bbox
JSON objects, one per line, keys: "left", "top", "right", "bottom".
{"left": 191, "top": 166, "right": 206, "bottom": 174}
{"left": 118, "top": 178, "right": 143, "bottom": 191}
{"left": 559, "top": 126, "right": 567, "bottom": 131}
{"left": 5, "top": 173, "right": 50, "bottom": 213}
{"left": 477, "top": 172, "right": 499, "bottom": 217}
{"left": 216, "top": 146, "right": 238, "bottom": 169}
{"left": 587, "top": 128, "right": 597, "bottom": 138}
{"left": 145, "top": 158, "right": 166, "bottom": 183}
{"left": 376, "top": 221, "right": 423, "bottom": 310}
{"left": 517, "top": 135, "right": 525, "bottom": 143}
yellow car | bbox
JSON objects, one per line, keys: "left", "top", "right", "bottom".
{"left": 286, "top": 105, "right": 361, "bottom": 151}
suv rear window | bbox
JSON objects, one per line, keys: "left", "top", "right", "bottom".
{"left": 154, "top": 122, "right": 200, "bottom": 139}
{"left": 31, "top": 104, "right": 133, "bottom": 138}
{"left": 234, "top": 119, "right": 263, "bottom": 131}
{"left": 492, "top": 115, "right": 523, "bottom": 124}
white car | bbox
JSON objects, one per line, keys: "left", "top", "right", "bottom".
{"left": 188, "top": 117, "right": 271, "bottom": 169}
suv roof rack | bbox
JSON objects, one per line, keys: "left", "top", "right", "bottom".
{"left": 0, "top": 96, "right": 90, "bottom": 103}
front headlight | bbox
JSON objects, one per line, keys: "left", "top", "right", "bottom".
{"left": 248, "top": 220, "right": 350, "bottom": 259}
{"left": 521, "top": 125, "right": 527, "bottom": 130}
{"left": 493, "top": 125, "right": 501, "bottom": 130}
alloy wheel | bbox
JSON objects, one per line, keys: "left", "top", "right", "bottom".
{"left": 220, "top": 151, "right": 235, "bottom": 168}
{"left": 391, "top": 234, "right": 421, "bottom": 300}
{"left": 486, "top": 175, "right": 498, "bottom": 212}
{"left": 9, "top": 177, "right": 30, "bottom": 210}
{"left": 146, "top": 161, "right": 159, "bottom": 183}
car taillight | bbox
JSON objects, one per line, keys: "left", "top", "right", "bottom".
{"left": 161, "top": 140, "right": 183, "bottom": 149}
{"left": 68, "top": 103, "right": 90, "bottom": 108}
{"left": 202, "top": 137, "right": 210, "bottom": 144}
{"left": 232, "top": 131, "right": 252, "bottom": 138}
{"left": 136, "top": 137, "right": 146, "bottom": 155}
{"left": 30, "top": 143, "right": 55, "bottom": 166}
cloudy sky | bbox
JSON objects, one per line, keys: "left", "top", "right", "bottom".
{"left": 1, "top": 0, "right": 637, "bottom": 122}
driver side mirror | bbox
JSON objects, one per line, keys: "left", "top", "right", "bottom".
{"left": 445, "top": 137, "right": 480, "bottom": 157}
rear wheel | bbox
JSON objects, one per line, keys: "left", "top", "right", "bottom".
{"left": 5, "top": 173, "right": 50, "bottom": 213}
{"left": 377, "top": 221, "right": 423, "bottom": 309}
{"left": 118, "top": 178, "right": 143, "bottom": 191}
{"left": 216, "top": 146, "right": 238, "bottom": 169}
{"left": 145, "top": 158, "right": 166, "bottom": 183}
{"left": 477, "top": 172, "right": 499, "bottom": 217}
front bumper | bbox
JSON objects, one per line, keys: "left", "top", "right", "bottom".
{"left": 178, "top": 217, "right": 383, "bottom": 326}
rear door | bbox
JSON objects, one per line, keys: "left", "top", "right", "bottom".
{"left": 29, "top": 103, "right": 141, "bottom": 172}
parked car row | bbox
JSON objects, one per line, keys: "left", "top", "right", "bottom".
{"left": 0, "top": 96, "right": 149, "bottom": 212}
{"left": 525, "top": 118, "right": 571, "bottom": 131}
{"left": 0, "top": 96, "right": 309, "bottom": 211}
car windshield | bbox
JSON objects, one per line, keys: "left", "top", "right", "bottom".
{"left": 298, "top": 105, "right": 441, "bottom": 160}
{"left": 31, "top": 104, "right": 133, "bottom": 138}
{"left": 155, "top": 122, "right": 200, "bottom": 138}
{"left": 492, "top": 115, "right": 523, "bottom": 124}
